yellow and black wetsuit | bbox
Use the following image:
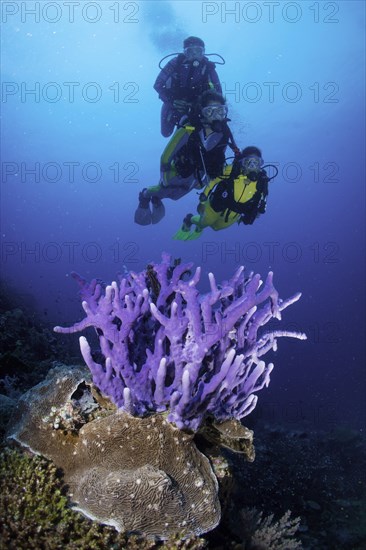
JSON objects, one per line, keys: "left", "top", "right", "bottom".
{"left": 144, "top": 122, "right": 229, "bottom": 201}
{"left": 134, "top": 118, "right": 237, "bottom": 226}
{"left": 198, "top": 165, "right": 259, "bottom": 229}
{"left": 174, "top": 163, "right": 268, "bottom": 239}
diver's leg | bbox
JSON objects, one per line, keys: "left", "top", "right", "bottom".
{"left": 150, "top": 181, "right": 196, "bottom": 224}
{"left": 137, "top": 175, "right": 194, "bottom": 226}
{"left": 134, "top": 184, "right": 172, "bottom": 225}
{"left": 161, "top": 185, "right": 192, "bottom": 200}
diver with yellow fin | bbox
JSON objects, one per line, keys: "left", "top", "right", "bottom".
{"left": 173, "top": 147, "right": 278, "bottom": 240}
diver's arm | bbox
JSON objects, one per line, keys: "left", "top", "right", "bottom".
{"left": 240, "top": 171, "right": 269, "bottom": 224}
{"left": 153, "top": 58, "right": 178, "bottom": 103}
{"left": 208, "top": 64, "right": 222, "bottom": 94}
{"left": 199, "top": 175, "right": 220, "bottom": 201}
{"left": 240, "top": 209, "right": 258, "bottom": 225}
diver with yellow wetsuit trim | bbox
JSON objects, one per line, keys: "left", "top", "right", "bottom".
{"left": 134, "top": 90, "right": 238, "bottom": 226}
{"left": 173, "top": 147, "right": 278, "bottom": 240}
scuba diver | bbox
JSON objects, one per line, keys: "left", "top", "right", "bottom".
{"left": 173, "top": 146, "right": 278, "bottom": 240}
{"left": 134, "top": 90, "right": 239, "bottom": 226}
{"left": 154, "top": 36, "right": 224, "bottom": 137}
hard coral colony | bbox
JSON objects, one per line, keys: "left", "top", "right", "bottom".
{"left": 55, "top": 253, "right": 306, "bottom": 432}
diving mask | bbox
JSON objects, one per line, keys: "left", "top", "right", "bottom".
{"left": 241, "top": 155, "right": 263, "bottom": 174}
{"left": 184, "top": 45, "right": 205, "bottom": 61}
{"left": 201, "top": 104, "right": 228, "bottom": 121}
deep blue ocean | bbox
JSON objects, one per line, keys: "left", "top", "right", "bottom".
{"left": 1, "top": 0, "right": 365, "bottom": 437}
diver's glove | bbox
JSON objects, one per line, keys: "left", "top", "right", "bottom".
{"left": 240, "top": 211, "right": 257, "bottom": 225}
{"left": 173, "top": 99, "right": 190, "bottom": 114}
{"left": 257, "top": 197, "right": 267, "bottom": 214}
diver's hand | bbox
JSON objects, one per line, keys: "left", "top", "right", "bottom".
{"left": 173, "top": 99, "right": 190, "bottom": 113}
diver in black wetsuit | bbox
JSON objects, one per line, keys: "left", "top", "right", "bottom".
{"left": 154, "top": 36, "right": 223, "bottom": 137}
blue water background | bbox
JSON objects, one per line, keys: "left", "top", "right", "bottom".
{"left": 1, "top": 1, "right": 365, "bottom": 431}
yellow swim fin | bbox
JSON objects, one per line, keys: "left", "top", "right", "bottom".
{"left": 173, "top": 227, "right": 192, "bottom": 240}
{"left": 173, "top": 214, "right": 203, "bottom": 241}
{"left": 185, "top": 228, "right": 203, "bottom": 240}
{"left": 173, "top": 227, "right": 203, "bottom": 241}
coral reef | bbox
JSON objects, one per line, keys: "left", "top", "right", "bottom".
{"left": 3, "top": 373, "right": 365, "bottom": 548}
{"left": 5, "top": 256, "right": 308, "bottom": 542}
{"left": 8, "top": 365, "right": 221, "bottom": 540}
{"left": 0, "top": 447, "right": 207, "bottom": 549}
{"left": 55, "top": 253, "right": 306, "bottom": 431}
{"left": 3, "top": 426, "right": 365, "bottom": 549}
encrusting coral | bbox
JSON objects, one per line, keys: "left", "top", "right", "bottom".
{"left": 8, "top": 365, "right": 221, "bottom": 540}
